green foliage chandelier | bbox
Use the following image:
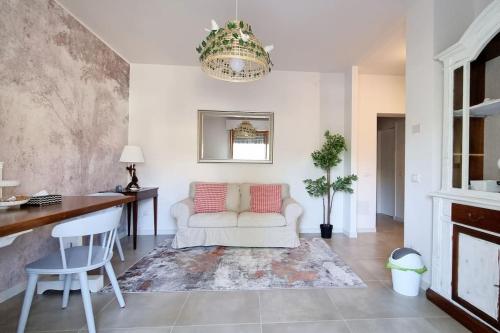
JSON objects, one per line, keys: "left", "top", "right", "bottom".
{"left": 196, "top": 1, "right": 274, "bottom": 82}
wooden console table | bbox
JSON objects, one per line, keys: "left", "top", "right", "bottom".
{"left": 120, "top": 187, "right": 158, "bottom": 249}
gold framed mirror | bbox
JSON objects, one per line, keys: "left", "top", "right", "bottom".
{"left": 198, "top": 110, "right": 274, "bottom": 164}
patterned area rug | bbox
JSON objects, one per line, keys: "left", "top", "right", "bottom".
{"left": 103, "top": 238, "right": 365, "bottom": 293}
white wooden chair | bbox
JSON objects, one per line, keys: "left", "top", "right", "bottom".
{"left": 16, "top": 207, "right": 126, "bottom": 333}
{"left": 87, "top": 192, "right": 126, "bottom": 262}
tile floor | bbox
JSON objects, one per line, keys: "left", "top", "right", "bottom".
{"left": 0, "top": 214, "right": 469, "bottom": 332}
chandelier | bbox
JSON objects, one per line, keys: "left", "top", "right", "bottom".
{"left": 196, "top": 1, "right": 273, "bottom": 82}
{"left": 234, "top": 121, "right": 257, "bottom": 138}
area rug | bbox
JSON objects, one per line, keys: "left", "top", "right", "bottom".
{"left": 102, "top": 238, "right": 365, "bottom": 293}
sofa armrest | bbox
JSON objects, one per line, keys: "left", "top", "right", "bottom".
{"left": 282, "top": 197, "right": 303, "bottom": 228}
{"left": 170, "top": 198, "right": 195, "bottom": 229}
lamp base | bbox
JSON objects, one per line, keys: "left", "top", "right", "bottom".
{"left": 125, "top": 164, "right": 140, "bottom": 191}
{"left": 125, "top": 181, "right": 140, "bottom": 191}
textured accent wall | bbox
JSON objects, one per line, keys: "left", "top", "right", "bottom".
{"left": 0, "top": 0, "right": 129, "bottom": 293}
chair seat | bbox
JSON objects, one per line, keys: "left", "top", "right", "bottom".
{"left": 26, "top": 246, "right": 110, "bottom": 274}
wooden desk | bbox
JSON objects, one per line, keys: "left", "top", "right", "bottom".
{"left": 0, "top": 196, "right": 134, "bottom": 237}
{"left": 120, "top": 187, "right": 158, "bottom": 249}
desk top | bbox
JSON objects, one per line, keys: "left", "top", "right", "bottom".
{"left": 0, "top": 196, "right": 134, "bottom": 237}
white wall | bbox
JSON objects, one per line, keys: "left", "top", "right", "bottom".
{"left": 320, "top": 73, "right": 348, "bottom": 232}
{"left": 395, "top": 119, "right": 405, "bottom": 220}
{"left": 342, "top": 67, "right": 359, "bottom": 237}
{"left": 404, "top": 0, "right": 492, "bottom": 287}
{"left": 356, "top": 75, "right": 405, "bottom": 232}
{"left": 129, "top": 64, "right": 348, "bottom": 234}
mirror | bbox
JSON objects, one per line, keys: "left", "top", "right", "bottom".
{"left": 198, "top": 110, "right": 274, "bottom": 163}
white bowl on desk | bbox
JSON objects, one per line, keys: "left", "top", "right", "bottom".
{"left": 0, "top": 195, "right": 30, "bottom": 209}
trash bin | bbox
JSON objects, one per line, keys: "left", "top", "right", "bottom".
{"left": 386, "top": 248, "right": 427, "bottom": 296}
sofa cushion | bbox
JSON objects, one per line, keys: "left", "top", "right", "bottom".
{"left": 194, "top": 183, "right": 227, "bottom": 213}
{"left": 240, "top": 183, "right": 290, "bottom": 212}
{"left": 190, "top": 182, "right": 240, "bottom": 212}
{"left": 237, "top": 212, "right": 286, "bottom": 228}
{"left": 250, "top": 184, "right": 282, "bottom": 213}
{"left": 189, "top": 211, "right": 238, "bottom": 228}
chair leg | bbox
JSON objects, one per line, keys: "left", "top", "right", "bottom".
{"left": 78, "top": 272, "right": 96, "bottom": 333}
{"left": 16, "top": 273, "right": 38, "bottom": 333}
{"left": 115, "top": 236, "right": 125, "bottom": 262}
{"left": 104, "top": 261, "right": 125, "bottom": 308}
{"left": 62, "top": 274, "right": 72, "bottom": 309}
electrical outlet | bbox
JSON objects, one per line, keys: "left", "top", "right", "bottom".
{"left": 411, "top": 174, "right": 421, "bottom": 183}
{"left": 411, "top": 124, "right": 421, "bottom": 134}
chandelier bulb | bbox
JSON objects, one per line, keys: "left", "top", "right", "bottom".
{"left": 229, "top": 58, "right": 245, "bottom": 73}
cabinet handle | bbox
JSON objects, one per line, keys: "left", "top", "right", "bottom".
{"left": 467, "top": 212, "right": 485, "bottom": 223}
{"left": 494, "top": 284, "right": 500, "bottom": 289}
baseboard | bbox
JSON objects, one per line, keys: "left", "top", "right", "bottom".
{"left": 393, "top": 216, "right": 404, "bottom": 222}
{"left": 426, "top": 289, "right": 497, "bottom": 333}
{"left": 0, "top": 281, "right": 26, "bottom": 303}
{"left": 357, "top": 227, "right": 376, "bottom": 233}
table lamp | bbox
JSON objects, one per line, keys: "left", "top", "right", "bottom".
{"left": 120, "top": 145, "right": 144, "bottom": 191}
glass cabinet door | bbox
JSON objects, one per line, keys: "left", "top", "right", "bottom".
{"left": 467, "top": 32, "right": 500, "bottom": 193}
{"left": 452, "top": 66, "right": 464, "bottom": 189}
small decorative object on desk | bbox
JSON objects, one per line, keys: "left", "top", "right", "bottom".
{"left": 115, "top": 185, "right": 123, "bottom": 193}
{"left": 25, "top": 190, "right": 62, "bottom": 206}
{"left": 0, "top": 195, "right": 31, "bottom": 209}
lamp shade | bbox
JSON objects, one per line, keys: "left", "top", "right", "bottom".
{"left": 120, "top": 145, "right": 144, "bottom": 163}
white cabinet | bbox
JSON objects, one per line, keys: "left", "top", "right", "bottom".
{"left": 429, "top": 2, "right": 500, "bottom": 332}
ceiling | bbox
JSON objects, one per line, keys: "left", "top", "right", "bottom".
{"left": 57, "top": 0, "right": 406, "bottom": 75}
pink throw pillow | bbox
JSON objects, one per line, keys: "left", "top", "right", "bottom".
{"left": 250, "top": 184, "right": 282, "bottom": 213}
{"left": 194, "top": 183, "right": 227, "bottom": 213}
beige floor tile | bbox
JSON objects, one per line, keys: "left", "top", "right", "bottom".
{"left": 327, "top": 281, "right": 422, "bottom": 319}
{"left": 80, "top": 328, "right": 171, "bottom": 333}
{"left": 175, "top": 291, "right": 260, "bottom": 326}
{"left": 260, "top": 289, "right": 341, "bottom": 323}
{"left": 346, "top": 318, "right": 440, "bottom": 333}
{"left": 424, "top": 317, "right": 471, "bottom": 332}
{"left": 5, "top": 292, "right": 113, "bottom": 332}
{"left": 94, "top": 292, "right": 187, "bottom": 329}
{"left": 262, "top": 321, "right": 350, "bottom": 333}
{"left": 172, "top": 323, "right": 261, "bottom": 333}
{"left": 355, "top": 258, "right": 392, "bottom": 280}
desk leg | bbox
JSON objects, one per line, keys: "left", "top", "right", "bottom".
{"left": 153, "top": 195, "right": 158, "bottom": 236}
{"left": 132, "top": 201, "right": 138, "bottom": 250}
{"left": 127, "top": 203, "right": 131, "bottom": 237}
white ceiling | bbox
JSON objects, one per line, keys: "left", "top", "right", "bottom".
{"left": 57, "top": 0, "right": 406, "bottom": 75}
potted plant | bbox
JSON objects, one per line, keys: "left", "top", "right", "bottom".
{"left": 304, "top": 131, "right": 358, "bottom": 239}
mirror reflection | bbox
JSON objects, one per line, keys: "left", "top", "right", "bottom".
{"left": 198, "top": 111, "right": 274, "bottom": 163}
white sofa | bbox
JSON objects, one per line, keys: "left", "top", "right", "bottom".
{"left": 170, "top": 182, "right": 303, "bottom": 248}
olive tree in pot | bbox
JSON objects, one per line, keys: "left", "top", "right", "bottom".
{"left": 304, "top": 131, "right": 358, "bottom": 239}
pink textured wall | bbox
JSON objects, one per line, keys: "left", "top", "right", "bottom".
{"left": 0, "top": 0, "right": 129, "bottom": 293}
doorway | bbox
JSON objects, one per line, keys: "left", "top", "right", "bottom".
{"left": 376, "top": 116, "right": 405, "bottom": 224}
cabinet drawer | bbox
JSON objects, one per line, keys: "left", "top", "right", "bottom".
{"left": 452, "top": 204, "right": 500, "bottom": 234}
